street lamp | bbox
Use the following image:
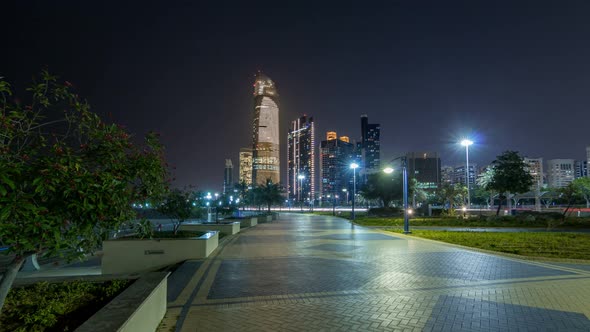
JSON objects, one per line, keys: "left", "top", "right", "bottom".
{"left": 342, "top": 188, "right": 348, "bottom": 206}
{"left": 460, "top": 139, "right": 474, "bottom": 209}
{"left": 350, "top": 163, "right": 359, "bottom": 220}
{"left": 382, "top": 157, "right": 410, "bottom": 234}
{"left": 297, "top": 174, "right": 305, "bottom": 212}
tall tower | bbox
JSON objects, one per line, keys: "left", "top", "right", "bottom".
{"left": 287, "top": 115, "right": 315, "bottom": 203}
{"left": 360, "top": 115, "right": 381, "bottom": 181}
{"left": 251, "top": 72, "right": 280, "bottom": 185}
{"left": 223, "top": 159, "right": 233, "bottom": 194}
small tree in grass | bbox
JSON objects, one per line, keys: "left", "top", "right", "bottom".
{"left": 487, "top": 151, "right": 533, "bottom": 216}
{"left": 0, "top": 71, "right": 168, "bottom": 313}
{"left": 157, "top": 188, "right": 200, "bottom": 234}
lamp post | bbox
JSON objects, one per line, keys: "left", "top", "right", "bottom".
{"left": 460, "top": 139, "right": 473, "bottom": 209}
{"left": 383, "top": 156, "right": 410, "bottom": 234}
{"left": 350, "top": 163, "right": 359, "bottom": 220}
{"left": 342, "top": 188, "right": 348, "bottom": 206}
{"left": 297, "top": 174, "right": 305, "bottom": 212}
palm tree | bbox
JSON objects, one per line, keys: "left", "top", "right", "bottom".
{"left": 254, "top": 179, "right": 285, "bottom": 212}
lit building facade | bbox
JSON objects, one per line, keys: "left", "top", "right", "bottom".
{"left": 239, "top": 148, "right": 253, "bottom": 186}
{"left": 287, "top": 115, "right": 315, "bottom": 203}
{"left": 406, "top": 152, "right": 441, "bottom": 189}
{"left": 575, "top": 160, "right": 588, "bottom": 179}
{"left": 251, "top": 72, "right": 280, "bottom": 185}
{"left": 524, "top": 157, "right": 544, "bottom": 191}
{"left": 319, "top": 132, "right": 355, "bottom": 204}
{"left": 441, "top": 166, "right": 454, "bottom": 184}
{"left": 587, "top": 146, "right": 590, "bottom": 178}
{"left": 223, "top": 159, "right": 233, "bottom": 194}
{"left": 547, "top": 159, "right": 575, "bottom": 188}
{"left": 360, "top": 115, "right": 380, "bottom": 180}
{"left": 453, "top": 164, "right": 478, "bottom": 186}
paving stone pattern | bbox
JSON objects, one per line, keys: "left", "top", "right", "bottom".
{"left": 161, "top": 213, "right": 590, "bottom": 332}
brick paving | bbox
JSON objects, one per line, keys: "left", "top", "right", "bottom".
{"left": 159, "top": 213, "right": 590, "bottom": 331}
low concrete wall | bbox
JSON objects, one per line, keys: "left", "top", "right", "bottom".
{"left": 76, "top": 272, "right": 168, "bottom": 332}
{"left": 272, "top": 212, "right": 280, "bottom": 220}
{"left": 239, "top": 217, "right": 257, "bottom": 227}
{"left": 102, "top": 232, "right": 218, "bottom": 275}
{"left": 179, "top": 222, "right": 241, "bottom": 235}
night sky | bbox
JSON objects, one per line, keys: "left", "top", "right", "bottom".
{"left": 2, "top": 1, "right": 590, "bottom": 191}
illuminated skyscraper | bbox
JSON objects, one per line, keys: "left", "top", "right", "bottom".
{"left": 251, "top": 72, "right": 280, "bottom": 185}
{"left": 287, "top": 115, "right": 315, "bottom": 203}
{"left": 239, "top": 148, "right": 253, "bottom": 186}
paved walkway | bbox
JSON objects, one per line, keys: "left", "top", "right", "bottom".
{"left": 160, "top": 213, "right": 590, "bottom": 332}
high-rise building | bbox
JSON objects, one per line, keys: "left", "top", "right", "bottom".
{"left": 524, "top": 157, "right": 544, "bottom": 190}
{"left": 319, "top": 132, "right": 355, "bottom": 204}
{"left": 453, "top": 164, "right": 478, "bottom": 186}
{"left": 587, "top": 146, "right": 590, "bottom": 178}
{"left": 287, "top": 115, "right": 315, "bottom": 203}
{"left": 406, "top": 152, "right": 441, "bottom": 189}
{"left": 360, "top": 115, "right": 381, "bottom": 178}
{"left": 574, "top": 160, "right": 588, "bottom": 179}
{"left": 441, "top": 166, "right": 454, "bottom": 184}
{"left": 223, "top": 159, "right": 233, "bottom": 194}
{"left": 547, "top": 159, "right": 575, "bottom": 188}
{"left": 251, "top": 72, "right": 280, "bottom": 185}
{"left": 238, "top": 148, "right": 253, "bottom": 186}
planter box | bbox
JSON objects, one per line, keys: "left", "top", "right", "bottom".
{"left": 239, "top": 217, "right": 257, "bottom": 227}
{"left": 272, "top": 212, "right": 280, "bottom": 220}
{"left": 102, "top": 232, "right": 218, "bottom": 275}
{"left": 265, "top": 215, "right": 273, "bottom": 222}
{"left": 179, "top": 221, "right": 241, "bottom": 235}
{"left": 76, "top": 272, "right": 168, "bottom": 332}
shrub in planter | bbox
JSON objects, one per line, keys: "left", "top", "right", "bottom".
{"left": 0, "top": 280, "right": 131, "bottom": 332}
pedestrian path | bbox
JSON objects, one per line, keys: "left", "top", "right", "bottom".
{"left": 159, "top": 213, "right": 590, "bottom": 331}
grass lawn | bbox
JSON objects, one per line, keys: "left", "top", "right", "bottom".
{"left": 353, "top": 216, "right": 590, "bottom": 229}
{"left": 387, "top": 229, "right": 590, "bottom": 260}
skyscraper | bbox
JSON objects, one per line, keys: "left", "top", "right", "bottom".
{"left": 239, "top": 148, "right": 253, "bottom": 186}
{"left": 524, "top": 157, "right": 544, "bottom": 190}
{"left": 223, "top": 159, "right": 233, "bottom": 194}
{"left": 251, "top": 72, "right": 280, "bottom": 185}
{"left": 287, "top": 115, "right": 315, "bottom": 203}
{"left": 587, "top": 146, "right": 590, "bottom": 178}
{"left": 319, "top": 132, "right": 355, "bottom": 204}
{"left": 360, "top": 115, "right": 380, "bottom": 181}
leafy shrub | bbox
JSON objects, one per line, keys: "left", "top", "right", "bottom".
{"left": 0, "top": 280, "right": 131, "bottom": 332}
{"left": 368, "top": 207, "right": 402, "bottom": 217}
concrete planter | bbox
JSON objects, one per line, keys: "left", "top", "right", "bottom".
{"left": 76, "top": 272, "right": 168, "bottom": 332}
{"left": 272, "top": 212, "right": 280, "bottom": 220}
{"left": 265, "top": 215, "right": 273, "bottom": 222}
{"left": 179, "top": 221, "right": 241, "bottom": 235}
{"left": 102, "top": 232, "right": 218, "bottom": 275}
{"left": 239, "top": 217, "right": 257, "bottom": 227}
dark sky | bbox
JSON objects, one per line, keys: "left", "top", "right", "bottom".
{"left": 2, "top": 1, "right": 590, "bottom": 191}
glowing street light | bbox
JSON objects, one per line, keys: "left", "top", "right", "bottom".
{"left": 460, "top": 139, "right": 474, "bottom": 209}
{"left": 350, "top": 162, "right": 359, "bottom": 220}
{"left": 297, "top": 174, "right": 305, "bottom": 211}
{"left": 382, "top": 156, "right": 410, "bottom": 233}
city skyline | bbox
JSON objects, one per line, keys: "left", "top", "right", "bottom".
{"left": 2, "top": 2, "right": 590, "bottom": 190}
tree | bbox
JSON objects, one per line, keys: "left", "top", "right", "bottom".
{"left": 437, "top": 182, "right": 467, "bottom": 216}
{"left": 362, "top": 172, "right": 402, "bottom": 208}
{"left": 234, "top": 180, "right": 249, "bottom": 211}
{"left": 572, "top": 177, "right": 590, "bottom": 208}
{"left": 0, "top": 72, "right": 167, "bottom": 313}
{"left": 486, "top": 151, "right": 533, "bottom": 216}
{"left": 157, "top": 188, "right": 200, "bottom": 234}
{"left": 476, "top": 167, "right": 496, "bottom": 207}
{"left": 253, "top": 179, "right": 284, "bottom": 212}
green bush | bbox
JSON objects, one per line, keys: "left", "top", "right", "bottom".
{"left": 0, "top": 280, "right": 131, "bottom": 332}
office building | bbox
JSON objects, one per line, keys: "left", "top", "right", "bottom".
{"left": 406, "top": 152, "right": 441, "bottom": 189}
{"left": 575, "top": 160, "right": 588, "bottom": 179}
{"left": 547, "top": 159, "right": 575, "bottom": 188}
{"left": 251, "top": 72, "right": 280, "bottom": 185}
{"left": 524, "top": 157, "right": 544, "bottom": 191}
{"left": 441, "top": 166, "right": 454, "bottom": 184}
{"left": 287, "top": 115, "right": 315, "bottom": 203}
{"left": 319, "top": 132, "right": 355, "bottom": 204}
{"left": 453, "top": 164, "right": 478, "bottom": 186}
